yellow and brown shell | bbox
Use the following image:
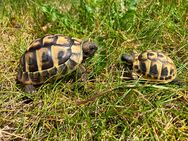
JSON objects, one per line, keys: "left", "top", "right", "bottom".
{"left": 17, "top": 34, "right": 84, "bottom": 85}
{"left": 132, "top": 50, "right": 177, "bottom": 83}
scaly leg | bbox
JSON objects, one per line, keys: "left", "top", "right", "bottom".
{"left": 121, "top": 69, "right": 139, "bottom": 80}
{"left": 25, "top": 84, "right": 36, "bottom": 93}
{"left": 78, "top": 65, "right": 87, "bottom": 82}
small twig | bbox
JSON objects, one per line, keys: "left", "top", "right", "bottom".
{"left": 0, "top": 130, "right": 28, "bottom": 141}
{"left": 75, "top": 82, "right": 180, "bottom": 106}
{"left": 75, "top": 85, "right": 138, "bottom": 106}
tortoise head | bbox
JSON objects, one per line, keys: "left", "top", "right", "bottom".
{"left": 121, "top": 51, "right": 137, "bottom": 66}
{"left": 82, "top": 39, "right": 97, "bottom": 59}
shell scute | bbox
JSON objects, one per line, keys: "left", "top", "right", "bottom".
{"left": 30, "top": 72, "right": 41, "bottom": 84}
{"left": 25, "top": 51, "right": 38, "bottom": 72}
{"left": 27, "top": 38, "right": 42, "bottom": 51}
{"left": 55, "top": 35, "right": 74, "bottom": 47}
{"left": 139, "top": 61, "right": 147, "bottom": 73}
{"left": 42, "top": 35, "right": 57, "bottom": 46}
{"left": 149, "top": 64, "right": 158, "bottom": 75}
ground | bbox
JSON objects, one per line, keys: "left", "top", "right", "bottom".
{"left": 0, "top": 0, "right": 188, "bottom": 140}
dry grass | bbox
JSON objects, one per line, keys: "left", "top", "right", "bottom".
{"left": 0, "top": 0, "right": 188, "bottom": 140}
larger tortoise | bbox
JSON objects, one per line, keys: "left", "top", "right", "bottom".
{"left": 17, "top": 34, "right": 97, "bottom": 93}
{"left": 121, "top": 50, "right": 177, "bottom": 83}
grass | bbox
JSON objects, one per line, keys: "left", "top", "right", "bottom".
{"left": 0, "top": 0, "right": 188, "bottom": 140}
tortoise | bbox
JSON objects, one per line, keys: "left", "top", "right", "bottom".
{"left": 17, "top": 34, "right": 97, "bottom": 93}
{"left": 121, "top": 50, "right": 177, "bottom": 83}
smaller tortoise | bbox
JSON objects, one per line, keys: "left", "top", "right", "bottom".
{"left": 17, "top": 34, "right": 97, "bottom": 93}
{"left": 121, "top": 50, "right": 177, "bottom": 83}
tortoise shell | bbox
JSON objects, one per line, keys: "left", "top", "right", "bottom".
{"left": 121, "top": 50, "right": 177, "bottom": 83}
{"left": 17, "top": 34, "right": 96, "bottom": 85}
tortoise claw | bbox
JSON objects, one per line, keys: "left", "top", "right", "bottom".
{"left": 25, "top": 85, "right": 36, "bottom": 94}
{"left": 81, "top": 73, "right": 88, "bottom": 82}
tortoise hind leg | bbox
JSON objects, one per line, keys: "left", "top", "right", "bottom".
{"left": 24, "top": 84, "right": 36, "bottom": 93}
{"left": 78, "top": 65, "right": 87, "bottom": 82}
{"left": 171, "top": 79, "right": 185, "bottom": 86}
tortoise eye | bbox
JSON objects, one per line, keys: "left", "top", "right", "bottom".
{"left": 148, "top": 52, "right": 154, "bottom": 56}
{"left": 90, "top": 44, "right": 96, "bottom": 50}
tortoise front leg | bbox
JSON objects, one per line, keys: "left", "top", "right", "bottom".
{"left": 121, "top": 69, "right": 139, "bottom": 80}
{"left": 24, "top": 84, "right": 36, "bottom": 93}
{"left": 78, "top": 65, "right": 88, "bottom": 82}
